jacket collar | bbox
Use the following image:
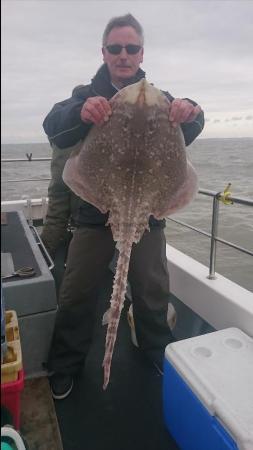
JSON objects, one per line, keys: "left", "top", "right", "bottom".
{"left": 91, "top": 63, "right": 146, "bottom": 99}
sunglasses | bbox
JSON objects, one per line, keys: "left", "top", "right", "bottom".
{"left": 105, "top": 44, "right": 142, "bottom": 55}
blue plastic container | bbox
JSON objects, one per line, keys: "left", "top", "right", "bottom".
{"left": 163, "top": 328, "right": 253, "bottom": 450}
{"left": 163, "top": 360, "right": 238, "bottom": 450}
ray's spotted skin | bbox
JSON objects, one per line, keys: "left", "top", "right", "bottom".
{"left": 63, "top": 79, "right": 198, "bottom": 389}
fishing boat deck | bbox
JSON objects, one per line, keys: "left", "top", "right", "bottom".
{"left": 53, "top": 268, "right": 179, "bottom": 450}
{"left": 19, "top": 269, "right": 179, "bottom": 450}
{"left": 2, "top": 212, "right": 178, "bottom": 449}
{"left": 3, "top": 199, "right": 253, "bottom": 449}
{"left": 20, "top": 377, "right": 63, "bottom": 450}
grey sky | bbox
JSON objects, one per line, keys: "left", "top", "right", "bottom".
{"left": 2, "top": 0, "right": 253, "bottom": 143}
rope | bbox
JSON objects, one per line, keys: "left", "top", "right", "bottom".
{"left": 218, "top": 183, "right": 233, "bottom": 205}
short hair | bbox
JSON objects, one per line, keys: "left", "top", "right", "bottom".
{"left": 102, "top": 14, "right": 144, "bottom": 46}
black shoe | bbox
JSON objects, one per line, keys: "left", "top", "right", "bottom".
{"left": 50, "top": 373, "right": 74, "bottom": 400}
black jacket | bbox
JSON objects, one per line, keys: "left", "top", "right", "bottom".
{"left": 43, "top": 64, "right": 204, "bottom": 227}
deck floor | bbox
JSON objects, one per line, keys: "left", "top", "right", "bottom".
{"left": 20, "top": 378, "right": 63, "bottom": 450}
{"left": 54, "top": 269, "right": 179, "bottom": 450}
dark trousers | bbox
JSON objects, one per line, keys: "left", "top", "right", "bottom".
{"left": 48, "top": 226, "right": 173, "bottom": 375}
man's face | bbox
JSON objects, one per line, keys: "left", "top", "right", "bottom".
{"left": 102, "top": 26, "right": 144, "bottom": 86}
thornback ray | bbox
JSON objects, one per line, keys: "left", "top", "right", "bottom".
{"left": 63, "top": 79, "right": 198, "bottom": 389}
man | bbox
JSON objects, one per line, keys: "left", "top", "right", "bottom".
{"left": 43, "top": 14, "right": 204, "bottom": 400}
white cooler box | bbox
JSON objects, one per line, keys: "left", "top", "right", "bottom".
{"left": 163, "top": 328, "right": 253, "bottom": 450}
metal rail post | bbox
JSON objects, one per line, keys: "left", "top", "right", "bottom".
{"left": 208, "top": 193, "right": 220, "bottom": 279}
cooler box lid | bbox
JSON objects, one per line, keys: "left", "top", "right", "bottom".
{"left": 165, "top": 328, "right": 253, "bottom": 450}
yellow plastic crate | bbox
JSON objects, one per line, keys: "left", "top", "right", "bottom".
{"left": 5, "top": 310, "right": 19, "bottom": 327}
{"left": 5, "top": 311, "right": 20, "bottom": 342}
{"left": 1, "top": 310, "right": 23, "bottom": 383}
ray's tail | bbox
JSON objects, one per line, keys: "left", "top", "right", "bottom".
{"left": 102, "top": 228, "right": 135, "bottom": 390}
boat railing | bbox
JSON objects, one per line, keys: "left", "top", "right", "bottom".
{"left": 1, "top": 156, "right": 253, "bottom": 280}
{"left": 1, "top": 154, "right": 51, "bottom": 183}
{"left": 167, "top": 188, "right": 253, "bottom": 279}
{"left": 2, "top": 154, "right": 52, "bottom": 163}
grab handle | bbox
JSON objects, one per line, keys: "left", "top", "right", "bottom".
{"left": 29, "top": 225, "right": 54, "bottom": 271}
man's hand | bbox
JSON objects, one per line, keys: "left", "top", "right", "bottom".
{"left": 81, "top": 96, "right": 112, "bottom": 125}
{"left": 168, "top": 99, "right": 202, "bottom": 127}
